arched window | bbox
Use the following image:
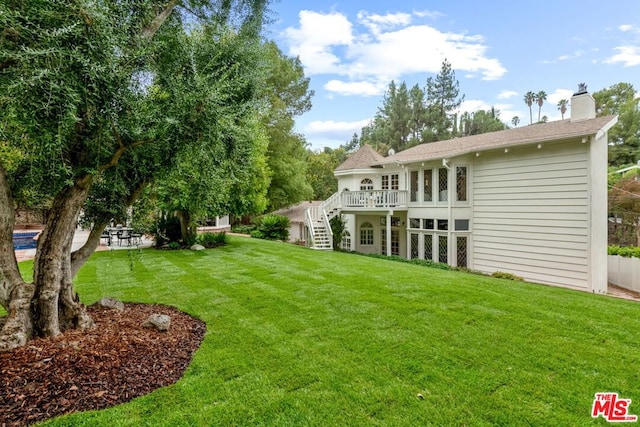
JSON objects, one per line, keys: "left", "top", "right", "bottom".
{"left": 360, "top": 178, "right": 373, "bottom": 191}
{"left": 360, "top": 222, "right": 374, "bottom": 245}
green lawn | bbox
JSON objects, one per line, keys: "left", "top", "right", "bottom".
{"left": 26, "top": 236, "right": 640, "bottom": 426}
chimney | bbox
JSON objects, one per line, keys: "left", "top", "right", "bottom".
{"left": 570, "top": 82, "right": 596, "bottom": 122}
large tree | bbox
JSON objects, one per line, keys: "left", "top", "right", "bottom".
{"left": 535, "top": 90, "right": 547, "bottom": 122}
{"left": 260, "top": 42, "right": 314, "bottom": 211}
{"left": 523, "top": 91, "right": 536, "bottom": 125}
{"left": 594, "top": 83, "right": 640, "bottom": 166}
{"left": 0, "top": 0, "right": 270, "bottom": 350}
{"left": 424, "top": 59, "right": 464, "bottom": 142}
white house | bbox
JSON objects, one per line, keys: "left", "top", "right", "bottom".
{"left": 306, "top": 89, "right": 618, "bottom": 293}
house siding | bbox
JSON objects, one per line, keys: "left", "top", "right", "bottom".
{"left": 472, "top": 141, "right": 591, "bottom": 289}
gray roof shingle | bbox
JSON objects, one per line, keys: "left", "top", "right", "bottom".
{"left": 371, "top": 115, "right": 617, "bottom": 166}
{"left": 335, "top": 144, "right": 386, "bottom": 171}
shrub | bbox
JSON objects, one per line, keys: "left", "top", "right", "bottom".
{"left": 491, "top": 271, "right": 523, "bottom": 281}
{"left": 166, "top": 241, "right": 181, "bottom": 250}
{"left": 253, "top": 214, "right": 290, "bottom": 241}
{"left": 197, "top": 232, "right": 228, "bottom": 248}
{"left": 231, "top": 224, "right": 255, "bottom": 235}
{"left": 608, "top": 245, "right": 640, "bottom": 259}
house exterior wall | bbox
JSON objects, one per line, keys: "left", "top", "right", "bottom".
{"left": 333, "top": 134, "right": 607, "bottom": 292}
{"left": 472, "top": 139, "right": 593, "bottom": 290}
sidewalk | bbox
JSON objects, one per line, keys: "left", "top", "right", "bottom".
{"left": 14, "top": 229, "right": 154, "bottom": 262}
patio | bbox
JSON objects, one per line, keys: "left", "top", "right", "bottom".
{"left": 14, "top": 228, "right": 154, "bottom": 262}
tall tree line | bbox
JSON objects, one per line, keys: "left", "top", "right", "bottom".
{"left": 357, "top": 59, "right": 466, "bottom": 154}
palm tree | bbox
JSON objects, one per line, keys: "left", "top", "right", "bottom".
{"left": 511, "top": 116, "right": 520, "bottom": 128}
{"left": 523, "top": 91, "right": 535, "bottom": 124}
{"left": 535, "top": 90, "right": 547, "bottom": 122}
{"left": 557, "top": 99, "right": 569, "bottom": 119}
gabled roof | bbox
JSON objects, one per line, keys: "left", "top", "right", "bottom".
{"left": 371, "top": 115, "right": 617, "bottom": 166}
{"left": 335, "top": 144, "right": 385, "bottom": 171}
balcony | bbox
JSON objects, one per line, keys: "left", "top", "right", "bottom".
{"left": 340, "top": 190, "right": 408, "bottom": 210}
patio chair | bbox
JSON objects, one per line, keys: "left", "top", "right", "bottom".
{"left": 100, "top": 230, "right": 112, "bottom": 246}
{"left": 117, "top": 230, "right": 132, "bottom": 246}
{"left": 130, "top": 231, "right": 143, "bottom": 246}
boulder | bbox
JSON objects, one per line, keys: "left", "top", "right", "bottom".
{"left": 93, "top": 297, "right": 125, "bottom": 311}
{"left": 190, "top": 244, "right": 205, "bottom": 251}
{"left": 142, "top": 314, "right": 171, "bottom": 331}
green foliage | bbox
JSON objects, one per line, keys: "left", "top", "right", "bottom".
{"left": 609, "top": 245, "right": 640, "bottom": 258}
{"left": 196, "top": 232, "right": 228, "bottom": 248}
{"left": 253, "top": 214, "right": 290, "bottom": 241}
{"left": 151, "top": 214, "right": 182, "bottom": 248}
{"left": 594, "top": 83, "right": 640, "bottom": 167}
{"left": 458, "top": 108, "right": 507, "bottom": 136}
{"left": 491, "top": 271, "right": 524, "bottom": 281}
{"left": 350, "top": 251, "right": 452, "bottom": 270}
{"left": 305, "top": 147, "right": 348, "bottom": 199}
{"left": 329, "top": 215, "right": 346, "bottom": 250}
{"left": 260, "top": 42, "right": 314, "bottom": 211}
{"left": 0, "top": 0, "right": 270, "bottom": 252}
{"left": 166, "top": 242, "right": 181, "bottom": 250}
{"left": 231, "top": 224, "right": 255, "bottom": 234}
{"left": 358, "top": 59, "right": 465, "bottom": 154}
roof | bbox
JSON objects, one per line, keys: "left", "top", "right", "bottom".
{"left": 335, "top": 144, "right": 385, "bottom": 171}
{"left": 372, "top": 115, "right": 617, "bottom": 166}
{"left": 272, "top": 201, "right": 323, "bottom": 223}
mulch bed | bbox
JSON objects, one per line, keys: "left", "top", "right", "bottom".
{"left": 0, "top": 303, "right": 206, "bottom": 427}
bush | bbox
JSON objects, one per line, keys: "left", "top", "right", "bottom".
{"left": 609, "top": 245, "right": 640, "bottom": 258}
{"left": 231, "top": 224, "right": 255, "bottom": 235}
{"left": 491, "top": 271, "right": 523, "bottom": 281}
{"left": 197, "top": 232, "right": 228, "bottom": 248}
{"left": 253, "top": 214, "right": 290, "bottom": 241}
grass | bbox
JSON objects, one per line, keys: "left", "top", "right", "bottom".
{"left": 15, "top": 235, "right": 640, "bottom": 426}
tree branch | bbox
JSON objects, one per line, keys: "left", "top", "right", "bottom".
{"left": 142, "top": 0, "right": 181, "bottom": 41}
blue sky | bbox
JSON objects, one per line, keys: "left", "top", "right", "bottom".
{"left": 266, "top": 1, "right": 640, "bottom": 151}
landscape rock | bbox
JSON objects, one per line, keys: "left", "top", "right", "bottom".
{"left": 93, "top": 297, "right": 125, "bottom": 311}
{"left": 190, "top": 244, "right": 205, "bottom": 251}
{"left": 142, "top": 313, "right": 171, "bottom": 331}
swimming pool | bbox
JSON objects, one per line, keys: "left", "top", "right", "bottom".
{"left": 13, "top": 232, "right": 39, "bottom": 250}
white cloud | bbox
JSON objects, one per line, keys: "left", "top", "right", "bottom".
{"left": 324, "top": 79, "right": 387, "bottom": 97}
{"left": 357, "top": 11, "right": 412, "bottom": 35}
{"left": 305, "top": 118, "right": 372, "bottom": 139}
{"left": 546, "top": 88, "right": 573, "bottom": 105}
{"left": 619, "top": 24, "right": 635, "bottom": 32}
{"left": 414, "top": 10, "right": 445, "bottom": 19}
{"left": 283, "top": 11, "right": 354, "bottom": 75}
{"left": 280, "top": 10, "right": 507, "bottom": 96}
{"left": 497, "top": 90, "right": 518, "bottom": 100}
{"left": 604, "top": 46, "right": 640, "bottom": 67}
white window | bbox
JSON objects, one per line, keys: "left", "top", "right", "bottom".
{"left": 360, "top": 179, "right": 373, "bottom": 191}
{"left": 341, "top": 231, "right": 351, "bottom": 250}
{"left": 360, "top": 222, "right": 374, "bottom": 245}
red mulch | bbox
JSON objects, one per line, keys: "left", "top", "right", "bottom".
{"left": 0, "top": 303, "right": 206, "bottom": 427}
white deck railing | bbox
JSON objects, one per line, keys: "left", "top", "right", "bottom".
{"left": 340, "top": 190, "right": 407, "bottom": 209}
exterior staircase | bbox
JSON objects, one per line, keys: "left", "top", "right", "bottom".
{"left": 305, "top": 192, "right": 341, "bottom": 250}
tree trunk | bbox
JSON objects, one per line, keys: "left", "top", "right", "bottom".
{"left": 31, "top": 177, "right": 95, "bottom": 338}
{"left": 175, "top": 209, "right": 194, "bottom": 243}
{"left": 0, "top": 164, "right": 35, "bottom": 351}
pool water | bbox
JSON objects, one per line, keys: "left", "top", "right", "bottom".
{"left": 13, "top": 232, "right": 39, "bottom": 250}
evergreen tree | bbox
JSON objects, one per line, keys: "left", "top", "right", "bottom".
{"left": 424, "top": 59, "right": 464, "bottom": 142}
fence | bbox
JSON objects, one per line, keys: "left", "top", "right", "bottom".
{"left": 608, "top": 255, "right": 640, "bottom": 293}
